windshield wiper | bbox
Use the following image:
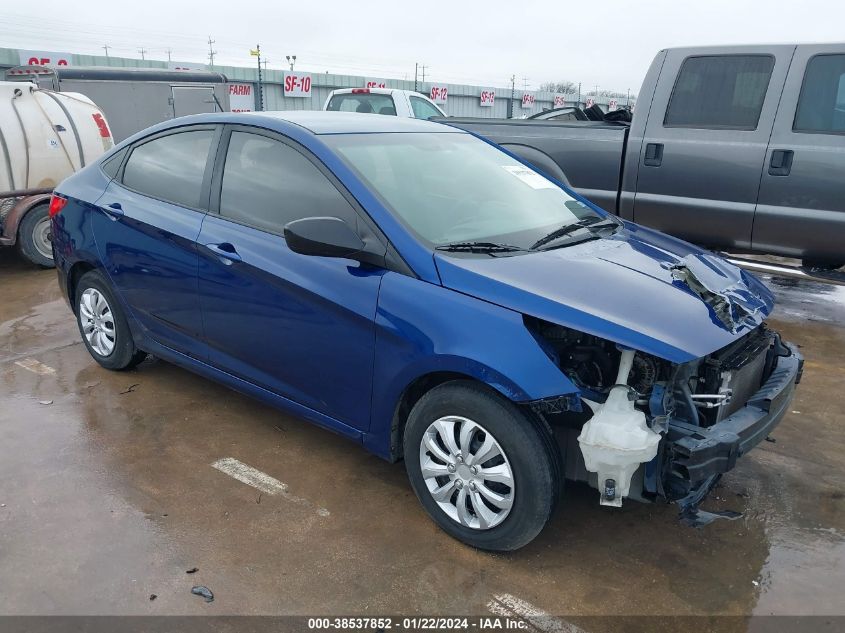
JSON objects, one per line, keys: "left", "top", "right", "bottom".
{"left": 435, "top": 241, "right": 528, "bottom": 255}
{"left": 529, "top": 216, "right": 620, "bottom": 251}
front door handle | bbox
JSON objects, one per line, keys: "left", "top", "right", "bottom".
{"left": 768, "top": 149, "right": 794, "bottom": 176}
{"left": 205, "top": 242, "right": 242, "bottom": 264}
{"left": 100, "top": 202, "right": 124, "bottom": 220}
{"left": 644, "top": 143, "right": 664, "bottom": 167}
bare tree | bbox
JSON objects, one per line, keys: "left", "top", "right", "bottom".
{"left": 539, "top": 80, "right": 576, "bottom": 93}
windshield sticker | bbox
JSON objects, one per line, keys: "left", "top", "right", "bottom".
{"left": 502, "top": 165, "right": 557, "bottom": 189}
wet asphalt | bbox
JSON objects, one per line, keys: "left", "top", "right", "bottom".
{"left": 0, "top": 248, "right": 843, "bottom": 621}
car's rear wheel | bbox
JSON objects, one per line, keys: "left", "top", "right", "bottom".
{"left": 404, "top": 380, "right": 557, "bottom": 551}
{"left": 75, "top": 270, "right": 146, "bottom": 371}
{"left": 17, "top": 204, "right": 54, "bottom": 268}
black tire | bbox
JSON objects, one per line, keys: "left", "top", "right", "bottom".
{"left": 74, "top": 270, "right": 147, "bottom": 371}
{"left": 17, "top": 204, "right": 54, "bottom": 268}
{"left": 403, "top": 380, "right": 557, "bottom": 551}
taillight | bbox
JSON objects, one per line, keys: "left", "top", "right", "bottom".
{"left": 48, "top": 194, "right": 67, "bottom": 217}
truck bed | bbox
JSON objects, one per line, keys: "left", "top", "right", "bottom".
{"left": 439, "top": 118, "right": 629, "bottom": 214}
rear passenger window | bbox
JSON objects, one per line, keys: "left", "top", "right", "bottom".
{"left": 794, "top": 54, "right": 845, "bottom": 134}
{"left": 219, "top": 131, "right": 357, "bottom": 234}
{"left": 326, "top": 93, "right": 397, "bottom": 115}
{"left": 122, "top": 130, "right": 213, "bottom": 208}
{"left": 664, "top": 55, "right": 774, "bottom": 130}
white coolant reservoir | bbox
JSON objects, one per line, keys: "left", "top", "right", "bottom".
{"left": 577, "top": 349, "right": 661, "bottom": 507}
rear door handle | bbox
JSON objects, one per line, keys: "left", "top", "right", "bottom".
{"left": 205, "top": 242, "right": 242, "bottom": 263}
{"left": 768, "top": 149, "right": 794, "bottom": 176}
{"left": 100, "top": 202, "right": 124, "bottom": 220}
{"left": 644, "top": 143, "right": 664, "bottom": 167}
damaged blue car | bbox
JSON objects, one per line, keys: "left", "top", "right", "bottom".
{"left": 50, "top": 112, "right": 803, "bottom": 551}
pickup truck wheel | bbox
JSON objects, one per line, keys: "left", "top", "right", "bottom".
{"left": 75, "top": 271, "right": 147, "bottom": 371}
{"left": 17, "top": 204, "right": 55, "bottom": 268}
{"left": 404, "top": 381, "right": 556, "bottom": 551}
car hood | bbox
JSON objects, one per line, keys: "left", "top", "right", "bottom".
{"left": 433, "top": 223, "right": 774, "bottom": 363}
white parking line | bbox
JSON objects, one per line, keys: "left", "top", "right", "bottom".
{"left": 211, "top": 457, "right": 330, "bottom": 516}
{"left": 14, "top": 358, "right": 56, "bottom": 375}
{"left": 487, "top": 593, "right": 586, "bottom": 633}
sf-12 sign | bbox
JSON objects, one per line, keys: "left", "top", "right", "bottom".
{"left": 479, "top": 90, "right": 495, "bottom": 107}
{"left": 521, "top": 93, "right": 535, "bottom": 109}
{"left": 585, "top": 97, "right": 595, "bottom": 108}
{"left": 430, "top": 85, "right": 448, "bottom": 104}
{"left": 284, "top": 73, "right": 312, "bottom": 97}
{"left": 365, "top": 79, "right": 386, "bottom": 89}
{"left": 19, "top": 50, "right": 72, "bottom": 67}
{"left": 553, "top": 94, "right": 566, "bottom": 108}
{"left": 608, "top": 99, "right": 618, "bottom": 111}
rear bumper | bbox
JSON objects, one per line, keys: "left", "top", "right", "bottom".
{"left": 666, "top": 343, "right": 803, "bottom": 486}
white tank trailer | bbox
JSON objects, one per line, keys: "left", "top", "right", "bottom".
{"left": 0, "top": 81, "right": 113, "bottom": 266}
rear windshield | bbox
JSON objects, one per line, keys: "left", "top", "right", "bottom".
{"left": 327, "top": 93, "right": 397, "bottom": 116}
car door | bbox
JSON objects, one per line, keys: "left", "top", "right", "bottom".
{"left": 196, "top": 126, "right": 386, "bottom": 432}
{"left": 753, "top": 44, "right": 845, "bottom": 264}
{"left": 632, "top": 46, "right": 792, "bottom": 250}
{"left": 92, "top": 125, "right": 218, "bottom": 357}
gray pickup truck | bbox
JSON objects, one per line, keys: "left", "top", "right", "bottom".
{"left": 445, "top": 44, "right": 845, "bottom": 268}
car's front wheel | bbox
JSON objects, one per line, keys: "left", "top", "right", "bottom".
{"left": 75, "top": 270, "right": 147, "bottom": 371}
{"left": 404, "top": 381, "right": 558, "bottom": 551}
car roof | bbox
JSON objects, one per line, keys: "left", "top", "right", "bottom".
{"left": 239, "top": 110, "right": 460, "bottom": 135}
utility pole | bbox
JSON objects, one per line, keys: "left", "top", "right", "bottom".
{"left": 207, "top": 36, "right": 217, "bottom": 68}
{"left": 577, "top": 81, "right": 581, "bottom": 106}
{"left": 102, "top": 44, "right": 110, "bottom": 58}
{"left": 255, "top": 44, "right": 264, "bottom": 111}
{"left": 509, "top": 74, "right": 516, "bottom": 119}
{"left": 414, "top": 62, "right": 418, "bottom": 92}
{"left": 262, "top": 59, "right": 270, "bottom": 72}
{"left": 138, "top": 48, "right": 147, "bottom": 60}
{"left": 420, "top": 65, "right": 427, "bottom": 83}
{"left": 286, "top": 55, "right": 297, "bottom": 71}
{"left": 522, "top": 77, "right": 529, "bottom": 90}
{"left": 165, "top": 48, "right": 172, "bottom": 62}
{"left": 626, "top": 88, "right": 631, "bottom": 107}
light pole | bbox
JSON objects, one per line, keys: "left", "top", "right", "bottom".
{"left": 286, "top": 55, "right": 297, "bottom": 71}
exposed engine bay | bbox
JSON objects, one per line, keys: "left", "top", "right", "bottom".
{"left": 525, "top": 315, "right": 797, "bottom": 517}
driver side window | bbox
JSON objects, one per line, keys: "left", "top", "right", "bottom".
{"left": 410, "top": 97, "right": 443, "bottom": 120}
{"left": 219, "top": 131, "right": 357, "bottom": 235}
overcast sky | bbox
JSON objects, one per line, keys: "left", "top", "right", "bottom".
{"left": 2, "top": 1, "right": 842, "bottom": 92}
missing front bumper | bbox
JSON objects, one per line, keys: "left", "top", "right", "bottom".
{"left": 665, "top": 343, "right": 803, "bottom": 492}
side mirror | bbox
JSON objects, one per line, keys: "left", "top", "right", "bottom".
{"left": 284, "top": 216, "right": 366, "bottom": 259}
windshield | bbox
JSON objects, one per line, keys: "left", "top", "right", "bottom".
{"left": 325, "top": 132, "right": 604, "bottom": 249}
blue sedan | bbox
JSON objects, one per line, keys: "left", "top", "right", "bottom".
{"left": 50, "top": 112, "right": 802, "bottom": 550}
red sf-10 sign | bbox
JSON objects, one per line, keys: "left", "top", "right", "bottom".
{"left": 19, "top": 50, "right": 71, "bottom": 67}
{"left": 521, "top": 93, "right": 535, "bottom": 109}
{"left": 284, "top": 73, "right": 312, "bottom": 97}
{"left": 365, "top": 79, "right": 386, "bottom": 89}
{"left": 553, "top": 95, "right": 566, "bottom": 108}
{"left": 430, "top": 86, "right": 448, "bottom": 104}
{"left": 480, "top": 90, "right": 495, "bottom": 107}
